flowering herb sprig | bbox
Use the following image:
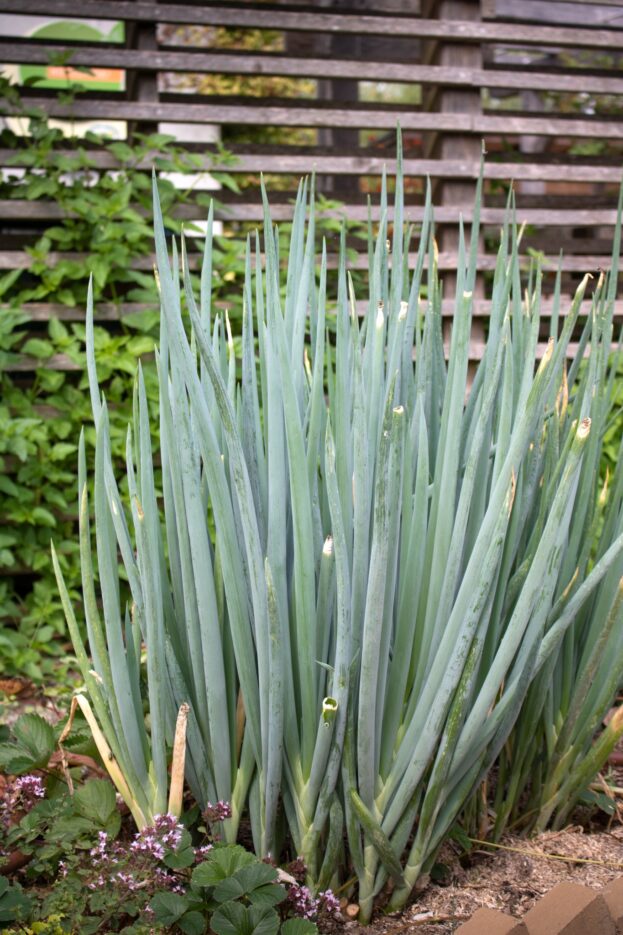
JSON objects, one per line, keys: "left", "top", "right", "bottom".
{"left": 0, "top": 773, "right": 45, "bottom": 824}
{"left": 1, "top": 774, "right": 333, "bottom": 933}
{"left": 280, "top": 857, "right": 341, "bottom": 924}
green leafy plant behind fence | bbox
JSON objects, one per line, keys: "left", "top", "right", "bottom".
{"left": 55, "top": 141, "right": 623, "bottom": 921}
{"left": 0, "top": 77, "right": 369, "bottom": 676}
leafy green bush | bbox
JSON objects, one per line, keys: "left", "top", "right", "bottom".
{"left": 53, "top": 135, "right": 623, "bottom": 922}
{"left": 0, "top": 77, "right": 367, "bottom": 683}
{"left": 0, "top": 76, "right": 238, "bottom": 679}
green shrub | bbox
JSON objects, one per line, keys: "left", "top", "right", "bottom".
{"left": 0, "top": 78, "right": 367, "bottom": 682}
{"left": 0, "top": 76, "right": 236, "bottom": 678}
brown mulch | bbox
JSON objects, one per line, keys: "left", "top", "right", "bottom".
{"left": 329, "top": 824, "right": 623, "bottom": 934}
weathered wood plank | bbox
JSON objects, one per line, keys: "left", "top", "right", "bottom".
{"left": 3, "top": 42, "right": 623, "bottom": 96}
{"left": 5, "top": 302, "right": 153, "bottom": 321}
{"left": 5, "top": 340, "right": 610, "bottom": 373}
{"left": 3, "top": 97, "right": 622, "bottom": 138}
{"left": 10, "top": 297, "right": 623, "bottom": 323}
{"left": 1, "top": 149, "right": 621, "bottom": 183}
{"left": 0, "top": 2, "right": 619, "bottom": 45}
{"left": 6, "top": 353, "right": 82, "bottom": 372}
{"left": 2, "top": 198, "right": 620, "bottom": 226}
{"left": 463, "top": 340, "right": 621, "bottom": 362}
{"left": 0, "top": 250, "right": 616, "bottom": 273}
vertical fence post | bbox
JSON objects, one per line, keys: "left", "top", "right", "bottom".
{"left": 424, "top": 0, "right": 484, "bottom": 358}
{"left": 125, "top": 18, "right": 159, "bottom": 140}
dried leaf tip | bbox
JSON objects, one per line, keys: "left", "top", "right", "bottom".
{"left": 600, "top": 468, "right": 610, "bottom": 507}
{"left": 506, "top": 468, "right": 517, "bottom": 514}
{"left": 555, "top": 366, "right": 568, "bottom": 420}
{"left": 538, "top": 337, "right": 555, "bottom": 371}
{"left": 562, "top": 567, "right": 579, "bottom": 600}
{"left": 134, "top": 497, "right": 145, "bottom": 521}
{"left": 577, "top": 417, "right": 591, "bottom": 440}
{"left": 225, "top": 309, "right": 234, "bottom": 350}
{"left": 168, "top": 703, "right": 190, "bottom": 819}
{"left": 610, "top": 702, "right": 623, "bottom": 734}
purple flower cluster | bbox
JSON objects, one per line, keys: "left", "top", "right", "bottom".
{"left": 82, "top": 815, "right": 189, "bottom": 909}
{"left": 130, "top": 813, "right": 183, "bottom": 860}
{"left": 285, "top": 882, "right": 341, "bottom": 921}
{"left": 202, "top": 800, "right": 232, "bottom": 824}
{"left": 194, "top": 843, "right": 213, "bottom": 862}
{"left": 318, "top": 890, "right": 341, "bottom": 914}
{"left": 286, "top": 883, "right": 319, "bottom": 920}
{"left": 90, "top": 830, "right": 110, "bottom": 862}
{"left": 1, "top": 774, "right": 45, "bottom": 826}
{"left": 14, "top": 774, "right": 45, "bottom": 803}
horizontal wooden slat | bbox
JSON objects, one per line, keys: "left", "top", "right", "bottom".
{"left": 0, "top": 250, "right": 615, "bottom": 274}
{"left": 1, "top": 199, "right": 620, "bottom": 227}
{"left": 6, "top": 302, "right": 154, "bottom": 322}
{"left": 516, "top": 0, "right": 623, "bottom": 5}
{"left": 0, "top": 2, "right": 620, "bottom": 44}
{"left": 2, "top": 149, "right": 622, "bottom": 184}
{"left": 5, "top": 340, "right": 612, "bottom": 373}
{"left": 4, "top": 97, "right": 622, "bottom": 139}
{"left": 4, "top": 42, "right": 623, "bottom": 96}
{"left": 9, "top": 297, "right": 623, "bottom": 323}
{"left": 6, "top": 353, "right": 81, "bottom": 372}
{"left": 465, "top": 340, "right": 621, "bottom": 362}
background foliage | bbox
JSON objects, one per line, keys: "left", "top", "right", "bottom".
{"left": 0, "top": 75, "right": 366, "bottom": 682}
{"left": 0, "top": 77, "right": 240, "bottom": 680}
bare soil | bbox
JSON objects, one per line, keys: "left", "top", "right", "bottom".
{"left": 332, "top": 824, "right": 623, "bottom": 933}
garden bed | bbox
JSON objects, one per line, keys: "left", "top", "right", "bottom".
{"left": 3, "top": 685, "right": 623, "bottom": 933}
{"left": 341, "top": 826, "right": 623, "bottom": 934}
{"left": 5, "top": 677, "right": 623, "bottom": 933}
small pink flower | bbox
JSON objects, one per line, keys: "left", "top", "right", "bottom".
{"left": 203, "top": 800, "right": 232, "bottom": 823}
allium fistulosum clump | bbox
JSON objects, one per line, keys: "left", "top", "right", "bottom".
{"left": 55, "top": 140, "right": 623, "bottom": 921}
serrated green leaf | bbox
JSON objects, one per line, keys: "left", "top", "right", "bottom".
{"left": 21, "top": 338, "right": 54, "bottom": 359}
{"left": 74, "top": 778, "right": 117, "bottom": 825}
{"left": 0, "top": 876, "right": 33, "bottom": 923}
{"left": 210, "top": 902, "right": 280, "bottom": 935}
{"left": 247, "top": 885, "right": 286, "bottom": 909}
{"left": 191, "top": 846, "right": 256, "bottom": 888}
{"left": 281, "top": 919, "right": 318, "bottom": 935}
{"left": 212, "top": 863, "right": 279, "bottom": 905}
{"left": 126, "top": 335, "right": 155, "bottom": 356}
{"left": 178, "top": 910, "right": 207, "bottom": 935}
{"left": 149, "top": 891, "right": 191, "bottom": 926}
{"left": 50, "top": 442, "right": 78, "bottom": 460}
{"left": 164, "top": 846, "right": 196, "bottom": 870}
{"left": 0, "top": 752, "right": 38, "bottom": 775}
{"left": 12, "top": 713, "right": 55, "bottom": 767}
